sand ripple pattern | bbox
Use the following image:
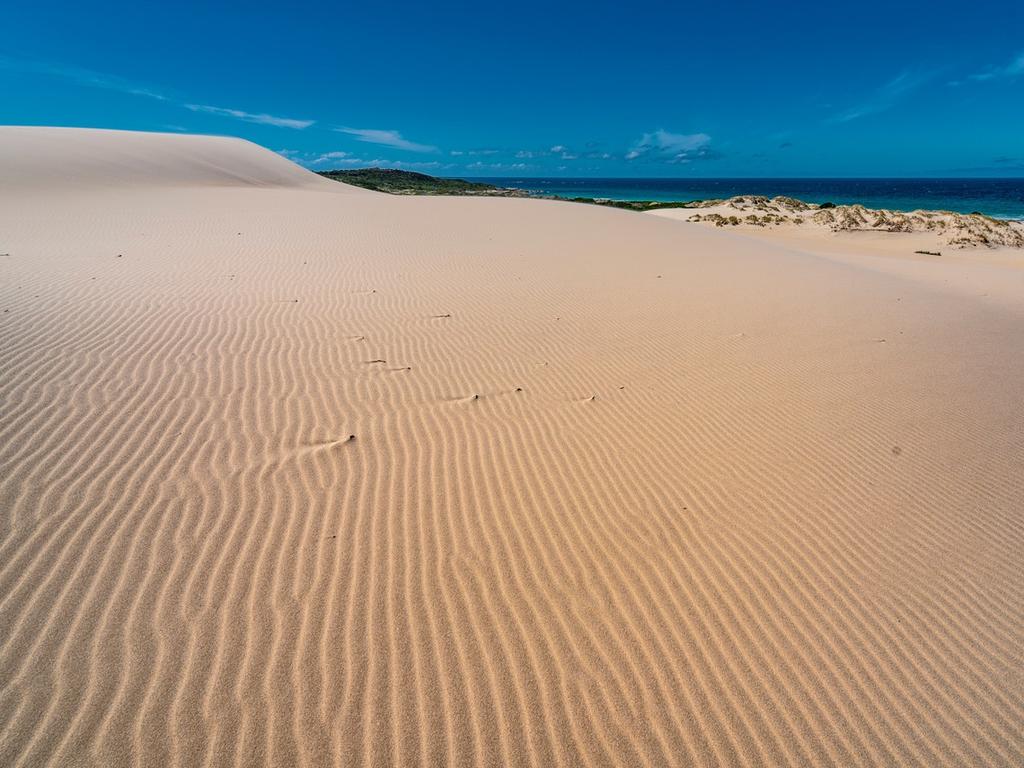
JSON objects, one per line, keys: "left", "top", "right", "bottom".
{"left": 1, "top": 147, "right": 1022, "bottom": 766}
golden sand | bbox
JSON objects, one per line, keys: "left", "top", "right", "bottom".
{"left": 1, "top": 127, "right": 1022, "bottom": 767}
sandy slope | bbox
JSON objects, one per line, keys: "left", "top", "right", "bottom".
{"left": 1, "top": 127, "right": 1022, "bottom": 768}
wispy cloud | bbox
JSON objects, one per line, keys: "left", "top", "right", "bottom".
{"left": 334, "top": 127, "right": 438, "bottom": 153}
{"left": 300, "top": 150, "right": 354, "bottom": 166}
{"left": 967, "top": 51, "right": 1024, "bottom": 82}
{"left": 185, "top": 104, "right": 313, "bottom": 129}
{"left": 626, "top": 130, "right": 712, "bottom": 162}
{"left": 1, "top": 53, "right": 320, "bottom": 131}
{"left": 828, "top": 70, "right": 931, "bottom": 123}
{"left": 466, "top": 161, "right": 531, "bottom": 172}
{"left": 0, "top": 54, "right": 169, "bottom": 101}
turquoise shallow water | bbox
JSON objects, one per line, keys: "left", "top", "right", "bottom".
{"left": 472, "top": 178, "right": 1024, "bottom": 219}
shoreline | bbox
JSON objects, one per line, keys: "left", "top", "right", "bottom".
{"left": 470, "top": 176, "right": 1024, "bottom": 221}
{"left": 318, "top": 169, "right": 1024, "bottom": 248}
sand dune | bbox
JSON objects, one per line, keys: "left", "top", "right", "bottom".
{"left": 1, "top": 128, "right": 1022, "bottom": 767}
{"left": 649, "top": 195, "right": 1024, "bottom": 248}
{"left": 0, "top": 126, "right": 350, "bottom": 191}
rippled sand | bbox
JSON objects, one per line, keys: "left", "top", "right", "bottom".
{"left": 1, "top": 127, "right": 1022, "bottom": 767}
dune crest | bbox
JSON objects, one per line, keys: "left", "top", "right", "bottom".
{"left": 1, "top": 129, "right": 1022, "bottom": 767}
{"left": 657, "top": 195, "right": 1024, "bottom": 248}
{"left": 0, "top": 126, "right": 363, "bottom": 192}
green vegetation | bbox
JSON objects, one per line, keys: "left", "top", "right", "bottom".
{"left": 318, "top": 167, "right": 705, "bottom": 210}
{"left": 562, "top": 197, "right": 700, "bottom": 211}
{"left": 316, "top": 168, "right": 510, "bottom": 195}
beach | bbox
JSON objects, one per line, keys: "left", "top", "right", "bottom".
{"left": 1, "top": 127, "right": 1022, "bottom": 767}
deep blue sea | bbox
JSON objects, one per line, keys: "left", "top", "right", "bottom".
{"left": 472, "top": 178, "right": 1024, "bottom": 220}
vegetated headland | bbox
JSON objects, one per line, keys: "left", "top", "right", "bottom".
{"left": 319, "top": 168, "right": 1024, "bottom": 248}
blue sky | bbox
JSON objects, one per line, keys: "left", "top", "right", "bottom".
{"left": 3, "top": 0, "right": 1023, "bottom": 177}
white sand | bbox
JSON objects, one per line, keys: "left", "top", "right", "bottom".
{"left": 1, "top": 127, "right": 1022, "bottom": 767}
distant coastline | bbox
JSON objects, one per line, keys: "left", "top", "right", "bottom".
{"left": 319, "top": 169, "right": 1024, "bottom": 219}
{"left": 319, "top": 168, "right": 1024, "bottom": 248}
{"left": 472, "top": 176, "right": 1024, "bottom": 220}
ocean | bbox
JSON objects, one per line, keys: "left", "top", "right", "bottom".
{"left": 472, "top": 177, "right": 1024, "bottom": 220}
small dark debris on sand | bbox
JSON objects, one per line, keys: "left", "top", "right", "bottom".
{"left": 914, "top": 250, "right": 941, "bottom": 256}
{"left": 892, "top": 446, "right": 902, "bottom": 456}
{"left": 432, "top": 313, "right": 452, "bottom": 318}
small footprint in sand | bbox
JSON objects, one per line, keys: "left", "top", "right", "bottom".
{"left": 304, "top": 435, "right": 355, "bottom": 449}
{"left": 892, "top": 446, "right": 902, "bottom": 456}
{"left": 584, "top": 394, "right": 597, "bottom": 402}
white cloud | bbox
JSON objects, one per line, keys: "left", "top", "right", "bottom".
{"left": 185, "top": 104, "right": 314, "bottom": 129}
{"left": 626, "top": 130, "right": 712, "bottom": 162}
{"left": 968, "top": 51, "right": 1024, "bottom": 82}
{"left": 308, "top": 150, "right": 352, "bottom": 166}
{"left": 466, "top": 161, "right": 530, "bottom": 171}
{"left": 0, "top": 54, "right": 169, "bottom": 101}
{"left": 828, "top": 70, "right": 931, "bottom": 123}
{"left": 334, "top": 127, "right": 438, "bottom": 153}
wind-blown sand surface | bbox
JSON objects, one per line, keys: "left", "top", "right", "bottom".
{"left": 1, "top": 127, "right": 1022, "bottom": 768}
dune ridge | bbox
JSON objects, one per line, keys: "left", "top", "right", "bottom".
{"left": 1, "top": 128, "right": 1022, "bottom": 767}
{"left": 0, "top": 126, "right": 351, "bottom": 191}
{"left": 655, "top": 195, "right": 1024, "bottom": 248}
